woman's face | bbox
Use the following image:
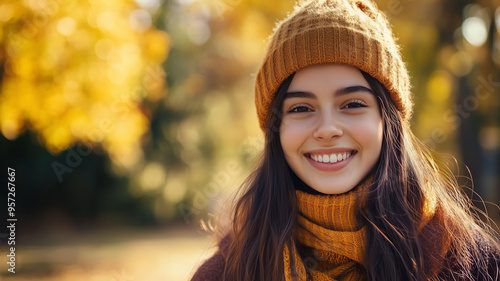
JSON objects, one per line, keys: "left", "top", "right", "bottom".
{"left": 280, "top": 63, "right": 383, "bottom": 194}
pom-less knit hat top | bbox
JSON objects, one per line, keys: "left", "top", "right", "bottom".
{"left": 255, "top": 0, "right": 412, "bottom": 130}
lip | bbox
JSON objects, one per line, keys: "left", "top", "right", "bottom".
{"left": 306, "top": 148, "right": 356, "bottom": 155}
{"left": 305, "top": 149, "right": 357, "bottom": 172}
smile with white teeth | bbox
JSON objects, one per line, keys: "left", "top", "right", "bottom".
{"left": 309, "top": 151, "right": 352, "bottom": 163}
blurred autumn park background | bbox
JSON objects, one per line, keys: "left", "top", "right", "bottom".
{"left": 0, "top": 0, "right": 499, "bottom": 280}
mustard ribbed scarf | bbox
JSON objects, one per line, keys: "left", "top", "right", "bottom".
{"left": 283, "top": 181, "right": 369, "bottom": 281}
{"left": 283, "top": 181, "right": 448, "bottom": 281}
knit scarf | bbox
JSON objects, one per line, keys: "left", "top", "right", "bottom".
{"left": 283, "top": 180, "right": 449, "bottom": 281}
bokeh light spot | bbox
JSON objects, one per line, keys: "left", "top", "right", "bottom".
{"left": 163, "top": 176, "right": 187, "bottom": 204}
{"left": 135, "top": 0, "right": 161, "bottom": 11}
{"left": 462, "top": 17, "right": 487, "bottom": 47}
{"left": 129, "top": 9, "right": 152, "bottom": 32}
{"left": 187, "top": 19, "right": 210, "bottom": 45}
{"left": 57, "top": 17, "right": 76, "bottom": 36}
{"left": 140, "top": 162, "right": 166, "bottom": 191}
{"left": 97, "top": 11, "right": 116, "bottom": 32}
{"left": 1, "top": 119, "right": 20, "bottom": 140}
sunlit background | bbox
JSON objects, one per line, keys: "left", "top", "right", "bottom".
{"left": 0, "top": 0, "right": 499, "bottom": 280}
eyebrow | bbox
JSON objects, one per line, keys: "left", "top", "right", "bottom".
{"left": 285, "top": 86, "right": 374, "bottom": 99}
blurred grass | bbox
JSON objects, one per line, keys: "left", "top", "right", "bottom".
{"left": 1, "top": 225, "right": 216, "bottom": 281}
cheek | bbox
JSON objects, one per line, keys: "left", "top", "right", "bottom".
{"left": 280, "top": 121, "right": 309, "bottom": 157}
{"left": 351, "top": 117, "right": 383, "bottom": 158}
{"left": 369, "top": 120, "right": 383, "bottom": 159}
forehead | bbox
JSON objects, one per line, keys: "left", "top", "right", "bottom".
{"left": 288, "top": 63, "right": 370, "bottom": 92}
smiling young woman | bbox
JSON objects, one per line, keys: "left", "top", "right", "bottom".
{"left": 280, "top": 64, "right": 383, "bottom": 195}
{"left": 190, "top": 1, "right": 500, "bottom": 280}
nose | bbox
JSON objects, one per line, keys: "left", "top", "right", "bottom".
{"left": 313, "top": 112, "right": 343, "bottom": 140}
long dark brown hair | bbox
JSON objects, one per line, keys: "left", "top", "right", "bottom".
{"left": 221, "top": 70, "right": 499, "bottom": 281}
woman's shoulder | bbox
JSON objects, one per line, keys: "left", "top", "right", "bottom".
{"left": 438, "top": 231, "right": 500, "bottom": 281}
{"left": 190, "top": 233, "right": 232, "bottom": 281}
{"left": 470, "top": 232, "right": 500, "bottom": 280}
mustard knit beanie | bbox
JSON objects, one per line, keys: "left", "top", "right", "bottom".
{"left": 255, "top": 0, "right": 412, "bottom": 130}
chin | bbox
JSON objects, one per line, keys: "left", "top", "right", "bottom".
{"left": 310, "top": 184, "right": 356, "bottom": 195}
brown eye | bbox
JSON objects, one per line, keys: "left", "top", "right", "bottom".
{"left": 343, "top": 100, "right": 366, "bottom": 109}
{"left": 289, "top": 105, "right": 312, "bottom": 113}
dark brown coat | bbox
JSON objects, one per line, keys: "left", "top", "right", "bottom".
{"left": 190, "top": 234, "right": 500, "bottom": 281}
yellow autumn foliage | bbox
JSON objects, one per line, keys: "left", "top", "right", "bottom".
{"left": 0, "top": 0, "right": 169, "bottom": 164}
